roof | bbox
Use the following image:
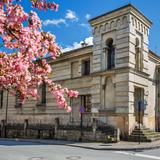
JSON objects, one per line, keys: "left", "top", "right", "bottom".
{"left": 149, "top": 50, "right": 160, "bottom": 60}
{"left": 62, "top": 45, "right": 93, "bottom": 54}
{"left": 89, "top": 3, "right": 152, "bottom": 25}
{"left": 47, "top": 45, "right": 93, "bottom": 64}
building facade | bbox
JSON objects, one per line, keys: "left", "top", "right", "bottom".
{"left": 0, "top": 4, "right": 160, "bottom": 137}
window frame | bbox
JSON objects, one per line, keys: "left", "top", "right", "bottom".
{"left": 105, "top": 38, "right": 115, "bottom": 70}
{"left": 0, "top": 90, "right": 3, "bottom": 109}
{"left": 82, "top": 59, "right": 90, "bottom": 76}
{"left": 135, "top": 37, "right": 143, "bottom": 71}
{"left": 36, "top": 81, "right": 46, "bottom": 107}
{"left": 80, "top": 95, "right": 92, "bottom": 113}
{"left": 15, "top": 91, "right": 22, "bottom": 108}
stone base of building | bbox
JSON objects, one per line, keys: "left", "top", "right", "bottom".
{"left": 0, "top": 123, "right": 120, "bottom": 143}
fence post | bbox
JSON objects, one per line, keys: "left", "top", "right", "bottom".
{"left": 24, "top": 119, "right": 28, "bottom": 138}
{"left": 92, "top": 118, "right": 97, "bottom": 141}
{"left": 115, "top": 128, "right": 120, "bottom": 142}
{"left": 1, "top": 120, "right": 5, "bottom": 138}
{"left": 55, "top": 118, "right": 59, "bottom": 139}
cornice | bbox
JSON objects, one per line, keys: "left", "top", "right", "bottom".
{"left": 89, "top": 4, "right": 152, "bottom": 27}
{"left": 48, "top": 46, "right": 93, "bottom": 64}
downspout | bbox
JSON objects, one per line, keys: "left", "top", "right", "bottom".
{"left": 156, "top": 64, "right": 160, "bottom": 131}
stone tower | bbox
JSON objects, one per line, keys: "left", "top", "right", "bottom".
{"left": 89, "top": 4, "right": 152, "bottom": 135}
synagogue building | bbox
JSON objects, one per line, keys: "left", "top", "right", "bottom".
{"left": 0, "top": 4, "right": 160, "bottom": 141}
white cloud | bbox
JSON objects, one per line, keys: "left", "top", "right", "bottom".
{"left": 79, "top": 23, "right": 91, "bottom": 30}
{"left": 79, "top": 23, "right": 88, "bottom": 27}
{"left": 43, "top": 10, "right": 78, "bottom": 26}
{"left": 65, "top": 10, "right": 78, "bottom": 22}
{"left": 43, "top": 18, "right": 66, "bottom": 26}
{"left": 84, "top": 37, "right": 93, "bottom": 45}
{"left": 62, "top": 42, "right": 81, "bottom": 52}
{"left": 79, "top": 23, "right": 92, "bottom": 33}
{"left": 62, "top": 37, "right": 93, "bottom": 52}
{"left": 85, "top": 14, "right": 91, "bottom": 20}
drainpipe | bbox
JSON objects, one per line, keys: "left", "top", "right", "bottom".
{"left": 156, "top": 64, "right": 160, "bottom": 131}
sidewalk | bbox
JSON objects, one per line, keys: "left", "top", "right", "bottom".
{"left": 1, "top": 138, "right": 160, "bottom": 151}
{"left": 66, "top": 141, "right": 160, "bottom": 151}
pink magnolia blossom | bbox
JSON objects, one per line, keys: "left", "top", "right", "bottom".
{"left": 0, "top": 0, "right": 78, "bottom": 112}
{"left": 66, "top": 106, "right": 72, "bottom": 113}
{"left": 31, "top": 0, "right": 59, "bottom": 11}
{"left": 68, "top": 90, "right": 79, "bottom": 98}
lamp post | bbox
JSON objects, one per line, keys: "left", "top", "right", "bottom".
{"left": 138, "top": 101, "right": 141, "bottom": 144}
{"left": 80, "top": 111, "right": 83, "bottom": 141}
{"left": 79, "top": 105, "right": 85, "bottom": 142}
{"left": 79, "top": 96, "right": 85, "bottom": 142}
{"left": 91, "top": 107, "right": 99, "bottom": 140}
{"left": 5, "top": 90, "right": 9, "bottom": 138}
{"left": 137, "top": 100, "right": 147, "bottom": 144}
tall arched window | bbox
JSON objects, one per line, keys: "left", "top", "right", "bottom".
{"left": 106, "top": 38, "right": 115, "bottom": 69}
{"left": 135, "top": 38, "right": 143, "bottom": 71}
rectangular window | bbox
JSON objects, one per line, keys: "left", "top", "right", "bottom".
{"left": 0, "top": 90, "right": 3, "bottom": 108}
{"left": 81, "top": 95, "right": 91, "bottom": 112}
{"left": 82, "top": 59, "right": 90, "bottom": 76}
{"left": 37, "top": 81, "right": 46, "bottom": 106}
{"left": 41, "top": 82, "right": 46, "bottom": 104}
{"left": 15, "top": 91, "right": 22, "bottom": 108}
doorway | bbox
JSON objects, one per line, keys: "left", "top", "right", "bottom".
{"left": 134, "top": 87, "right": 144, "bottom": 124}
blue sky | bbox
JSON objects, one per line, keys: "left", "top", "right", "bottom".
{"left": 21, "top": 0, "right": 160, "bottom": 54}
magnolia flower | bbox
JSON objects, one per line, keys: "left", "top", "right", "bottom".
{"left": 0, "top": 0, "right": 78, "bottom": 112}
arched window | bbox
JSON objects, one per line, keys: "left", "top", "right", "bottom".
{"left": 135, "top": 19, "right": 137, "bottom": 28}
{"left": 131, "top": 17, "right": 134, "bottom": 26}
{"left": 105, "top": 38, "right": 115, "bottom": 69}
{"left": 135, "top": 38, "right": 143, "bottom": 71}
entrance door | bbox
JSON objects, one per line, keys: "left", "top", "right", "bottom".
{"left": 134, "top": 88, "right": 144, "bottom": 124}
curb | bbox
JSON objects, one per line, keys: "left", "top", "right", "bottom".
{"left": 0, "top": 138, "right": 160, "bottom": 151}
{"left": 65, "top": 144, "right": 160, "bottom": 151}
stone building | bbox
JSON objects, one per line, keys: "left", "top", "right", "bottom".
{"left": 0, "top": 4, "right": 160, "bottom": 138}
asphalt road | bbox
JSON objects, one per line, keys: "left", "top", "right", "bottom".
{"left": 0, "top": 140, "right": 160, "bottom": 160}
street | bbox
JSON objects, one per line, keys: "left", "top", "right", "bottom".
{"left": 0, "top": 140, "right": 160, "bottom": 160}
